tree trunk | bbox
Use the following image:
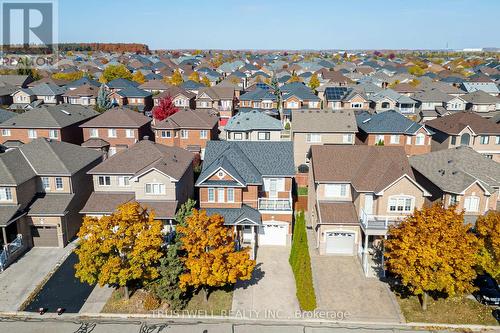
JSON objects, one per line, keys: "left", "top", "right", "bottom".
{"left": 422, "top": 292, "right": 428, "bottom": 311}
{"left": 123, "top": 285, "right": 130, "bottom": 300}
{"left": 201, "top": 287, "right": 209, "bottom": 303}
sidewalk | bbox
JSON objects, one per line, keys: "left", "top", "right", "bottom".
{"left": 79, "top": 285, "right": 114, "bottom": 314}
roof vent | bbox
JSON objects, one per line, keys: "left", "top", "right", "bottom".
{"left": 447, "top": 159, "right": 453, "bottom": 164}
{"left": 362, "top": 118, "right": 371, "bottom": 123}
{"left": 452, "top": 171, "right": 458, "bottom": 175}
{"left": 438, "top": 169, "right": 445, "bottom": 176}
{"left": 60, "top": 109, "right": 71, "bottom": 115}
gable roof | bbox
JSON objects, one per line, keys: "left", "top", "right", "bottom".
{"left": 461, "top": 90, "right": 500, "bottom": 104}
{"left": 197, "top": 141, "right": 295, "bottom": 186}
{"left": 89, "top": 139, "right": 193, "bottom": 180}
{"left": 356, "top": 110, "right": 426, "bottom": 135}
{"left": 225, "top": 110, "right": 283, "bottom": 131}
{"left": 116, "top": 86, "right": 151, "bottom": 98}
{"left": 153, "top": 109, "right": 218, "bottom": 130}
{"left": 80, "top": 107, "right": 151, "bottom": 128}
{"left": 0, "top": 104, "right": 98, "bottom": 129}
{"left": 410, "top": 146, "right": 500, "bottom": 194}
{"left": 311, "top": 145, "right": 416, "bottom": 193}
{"left": 424, "top": 111, "right": 500, "bottom": 135}
{"left": 292, "top": 109, "right": 357, "bottom": 133}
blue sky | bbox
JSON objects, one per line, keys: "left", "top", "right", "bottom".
{"left": 58, "top": 0, "right": 500, "bottom": 50}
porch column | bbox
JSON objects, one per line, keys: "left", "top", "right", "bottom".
{"left": 1, "top": 227, "right": 7, "bottom": 246}
{"left": 362, "top": 233, "right": 369, "bottom": 277}
{"left": 381, "top": 235, "right": 387, "bottom": 278}
{"left": 251, "top": 226, "right": 256, "bottom": 260}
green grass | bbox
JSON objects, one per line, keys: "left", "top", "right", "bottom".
{"left": 289, "top": 211, "right": 317, "bottom": 310}
{"left": 297, "top": 187, "right": 308, "bottom": 196}
{"left": 184, "top": 286, "right": 233, "bottom": 315}
{"left": 397, "top": 295, "right": 498, "bottom": 326}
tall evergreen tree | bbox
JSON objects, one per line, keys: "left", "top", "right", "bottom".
{"left": 96, "top": 84, "right": 113, "bottom": 112}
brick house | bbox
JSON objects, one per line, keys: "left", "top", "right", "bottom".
{"left": 152, "top": 85, "right": 196, "bottom": 110}
{"left": 80, "top": 107, "right": 152, "bottom": 157}
{"left": 324, "top": 87, "right": 370, "bottom": 111}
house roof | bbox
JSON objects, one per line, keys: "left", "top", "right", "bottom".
{"left": 318, "top": 202, "right": 359, "bottom": 225}
{"left": 225, "top": 110, "right": 282, "bottom": 131}
{"left": 153, "top": 109, "right": 218, "bottom": 130}
{"left": 153, "top": 85, "right": 195, "bottom": 100}
{"left": 80, "top": 192, "right": 134, "bottom": 215}
{"left": 205, "top": 204, "right": 262, "bottom": 226}
{"left": 310, "top": 145, "right": 415, "bottom": 193}
{"left": 239, "top": 88, "right": 276, "bottom": 102}
{"left": 356, "top": 110, "right": 426, "bottom": 135}
{"left": 412, "top": 88, "right": 453, "bottom": 103}
{"left": 461, "top": 90, "right": 500, "bottom": 104}
{"left": 424, "top": 112, "right": 500, "bottom": 135}
{"left": 80, "top": 107, "right": 151, "bottom": 128}
{"left": 0, "top": 75, "right": 30, "bottom": 87}
{"left": 28, "top": 194, "right": 75, "bottom": 216}
{"left": 292, "top": 109, "right": 357, "bottom": 133}
{"left": 0, "top": 108, "right": 17, "bottom": 123}
{"left": 106, "top": 78, "right": 139, "bottom": 89}
{"left": 462, "top": 82, "right": 500, "bottom": 95}
{"left": 27, "top": 82, "right": 66, "bottom": 96}
{"left": 197, "top": 141, "right": 295, "bottom": 186}
{"left": 116, "top": 86, "right": 151, "bottom": 98}
{"left": 138, "top": 80, "right": 170, "bottom": 91}
{"left": 197, "top": 86, "right": 234, "bottom": 100}
{"left": 0, "top": 104, "right": 99, "bottom": 129}
{"left": 62, "top": 83, "right": 99, "bottom": 97}
{"left": 410, "top": 146, "right": 500, "bottom": 194}
{"left": 88, "top": 139, "right": 193, "bottom": 181}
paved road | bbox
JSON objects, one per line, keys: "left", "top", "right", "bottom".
{"left": 231, "top": 246, "right": 300, "bottom": 319}
{"left": 0, "top": 244, "right": 74, "bottom": 311}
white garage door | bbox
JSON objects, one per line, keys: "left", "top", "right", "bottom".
{"left": 259, "top": 223, "right": 288, "bottom": 246}
{"left": 325, "top": 232, "right": 355, "bottom": 255}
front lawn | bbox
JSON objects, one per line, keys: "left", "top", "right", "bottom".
{"left": 184, "top": 286, "right": 233, "bottom": 315}
{"left": 397, "top": 295, "right": 498, "bottom": 326}
{"left": 102, "top": 289, "right": 168, "bottom": 314}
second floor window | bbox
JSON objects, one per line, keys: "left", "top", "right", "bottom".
{"left": 390, "top": 135, "right": 400, "bottom": 144}
{"left": 108, "top": 129, "right": 117, "bottom": 138}
{"left": 0, "top": 187, "right": 12, "bottom": 201}
{"left": 324, "top": 184, "right": 348, "bottom": 198}
{"left": 125, "top": 129, "right": 135, "bottom": 138}
{"left": 258, "top": 132, "right": 270, "bottom": 141}
{"left": 1, "top": 129, "right": 10, "bottom": 136}
{"left": 200, "top": 130, "right": 208, "bottom": 139}
{"left": 98, "top": 176, "right": 111, "bottom": 186}
{"left": 343, "top": 134, "right": 353, "bottom": 144}
{"left": 49, "top": 130, "right": 58, "bottom": 139}
{"left": 89, "top": 128, "right": 99, "bottom": 138}
{"left": 181, "top": 130, "right": 188, "bottom": 139}
{"left": 451, "top": 136, "right": 457, "bottom": 145}
{"left": 450, "top": 194, "right": 459, "bottom": 206}
{"left": 217, "top": 188, "right": 225, "bottom": 202}
{"left": 388, "top": 196, "right": 413, "bottom": 213}
{"left": 145, "top": 183, "right": 165, "bottom": 195}
{"left": 208, "top": 188, "right": 215, "bottom": 202}
{"left": 42, "top": 177, "right": 50, "bottom": 190}
{"left": 415, "top": 133, "right": 425, "bottom": 145}
{"left": 306, "top": 133, "right": 321, "bottom": 143}
{"left": 496, "top": 136, "right": 500, "bottom": 145}
{"left": 464, "top": 196, "right": 480, "bottom": 212}
{"left": 28, "top": 129, "right": 37, "bottom": 139}
{"left": 480, "top": 136, "right": 489, "bottom": 145}
{"left": 233, "top": 132, "right": 243, "bottom": 140}
{"left": 55, "top": 177, "right": 63, "bottom": 190}
{"left": 227, "top": 188, "right": 234, "bottom": 203}
{"left": 118, "top": 176, "right": 130, "bottom": 187}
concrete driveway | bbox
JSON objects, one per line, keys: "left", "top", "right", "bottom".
{"left": 232, "top": 246, "right": 300, "bottom": 319}
{"left": 0, "top": 244, "right": 74, "bottom": 311}
{"left": 307, "top": 230, "right": 403, "bottom": 323}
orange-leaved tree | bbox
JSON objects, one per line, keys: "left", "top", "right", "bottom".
{"left": 75, "top": 202, "right": 164, "bottom": 299}
{"left": 177, "top": 209, "right": 255, "bottom": 301}
{"left": 475, "top": 210, "right": 500, "bottom": 280}
{"left": 384, "top": 204, "right": 480, "bottom": 310}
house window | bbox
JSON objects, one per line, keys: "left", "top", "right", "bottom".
{"left": 449, "top": 194, "right": 459, "bottom": 206}
{"left": 125, "top": 129, "right": 134, "bottom": 138}
{"left": 480, "top": 136, "right": 489, "bottom": 145}
{"left": 108, "top": 129, "right": 117, "bottom": 138}
{"left": 145, "top": 183, "right": 165, "bottom": 195}
{"left": 180, "top": 130, "right": 188, "bottom": 139}
{"left": 28, "top": 129, "right": 37, "bottom": 139}
{"left": 41, "top": 177, "right": 50, "bottom": 190}
{"left": 227, "top": 188, "right": 234, "bottom": 203}
{"left": 49, "top": 130, "right": 58, "bottom": 139}
{"left": 200, "top": 130, "right": 208, "bottom": 139}
{"left": 217, "top": 188, "right": 225, "bottom": 202}
{"left": 390, "top": 135, "right": 400, "bottom": 144}
{"left": 496, "top": 136, "right": 500, "bottom": 145}
{"left": 351, "top": 102, "right": 363, "bottom": 108}
{"left": 98, "top": 176, "right": 111, "bottom": 186}
{"left": 233, "top": 132, "right": 243, "bottom": 140}
{"left": 0, "top": 188, "right": 12, "bottom": 201}
{"left": 381, "top": 102, "right": 390, "bottom": 109}
{"left": 388, "top": 196, "right": 413, "bottom": 213}
{"left": 463, "top": 196, "right": 480, "bottom": 212}
{"left": 55, "top": 177, "right": 63, "bottom": 190}
{"left": 324, "top": 184, "right": 349, "bottom": 198}
{"left": 342, "top": 134, "right": 353, "bottom": 144}
{"left": 451, "top": 136, "right": 457, "bottom": 145}
{"left": 258, "top": 132, "right": 270, "bottom": 141}
{"left": 118, "top": 176, "right": 130, "bottom": 187}
{"left": 306, "top": 133, "right": 321, "bottom": 143}
{"left": 375, "top": 135, "right": 385, "bottom": 144}
{"left": 89, "top": 128, "right": 99, "bottom": 138}
{"left": 415, "top": 133, "right": 425, "bottom": 145}
{"left": 160, "top": 130, "right": 171, "bottom": 138}
{"left": 406, "top": 136, "right": 411, "bottom": 145}
{"left": 208, "top": 188, "right": 215, "bottom": 202}
{"left": 1, "top": 129, "right": 10, "bottom": 136}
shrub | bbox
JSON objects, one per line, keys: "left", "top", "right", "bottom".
{"left": 289, "top": 211, "right": 317, "bottom": 310}
{"left": 284, "top": 122, "right": 291, "bottom": 130}
{"left": 143, "top": 292, "right": 161, "bottom": 311}
{"left": 297, "top": 187, "right": 308, "bottom": 196}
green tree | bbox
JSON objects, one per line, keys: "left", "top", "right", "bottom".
{"left": 95, "top": 84, "right": 113, "bottom": 112}
{"left": 271, "top": 74, "right": 282, "bottom": 111}
{"left": 99, "top": 64, "right": 133, "bottom": 83}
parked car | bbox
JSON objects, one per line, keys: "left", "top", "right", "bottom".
{"left": 473, "top": 274, "right": 500, "bottom": 306}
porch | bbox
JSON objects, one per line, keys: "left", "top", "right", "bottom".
{"left": 0, "top": 217, "right": 29, "bottom": 271}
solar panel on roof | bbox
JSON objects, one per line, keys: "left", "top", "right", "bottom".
{"left": 324, "top": 87, "right": 348, "bottom": 100}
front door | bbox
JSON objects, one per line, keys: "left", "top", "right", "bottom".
{"left": 364, "top": 194, "right": 374, "bottom": 215}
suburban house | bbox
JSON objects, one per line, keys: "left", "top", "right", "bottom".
{"left": 308, "top": 145, "right": 430, "bottom": 276}
{"left": 280, "top": 82, "right": 321, "bottom": 110}
{"left": 196, "top": 141, "right": 295, "bottom": 258}
{"left": 11, "top": 82, "right": 66, "bottom": 107}
{"left": 62, "top": 83, "right": 98, "bottom": 106}
{"left": 80, "top": 107, "right": 152, "bottom": 157}
{"left": 153, "top": 85, "right": 196, "bottom": 109}
{"left": 356, "top": 110, "right": 433, "bottom": 156}
{"left": 0, "top": 104, "right": 98, "bottom": 148}
{"left": 461, "top": 90, "right": 500, "bottom": 115}
{"left": 238, "top": 88, "right": 279, "bottom": 117}
{"left": 424, "top": 111, "right": 500, "bottom": 162}
{"left": 109, "top": 86, "right": 153, "bottom": 113}
{"left": 410, "top": 146, "right": 500, "bottom": 222}
{"left": 224, "top": 110, "right": 283, "bottom": 141}
{"left": 81, "top": 139, "right": 194, "bottom": 231}
{"left": 153, "top": 108, "right": 219, "bottom": 158}
{"left": 195, "top": 86, "right": 235, "bottom": 112}
{"left": 461, "top": 81, "right": 500, "bottom": 96}
{"left": 139, "top": 80, "right": 170, "bottom": 94}
{"left": 291, "top": 109, "right": 357, "bottom": 168}
{"left": 0, "top": 139, "right": 102, "bottom": 269}
{"left": 323, "top": 87, "right": 370, "bottom": 111}
{"left": 368, "top": 89, "right": 417, "bottom": 116}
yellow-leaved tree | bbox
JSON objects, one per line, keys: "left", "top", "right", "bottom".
{"left": 99, "top": 64, "right": 133, "bottom": 83}
{"left": 201, "top": 75, "right": 211, "bottom": 87}
{"left": 188, "top": 71, "right": 200, "bottom": 83}
{"left": 170, "top": 69, "right": 184, "bottom": 86}
{"left": 475, "top": 210, "right": 500, "bottom": 281}
{"left": 385, "top": 204, "right": 480, "bottom": 310}
{"left": 132, "top": 70, "right": 146, "bottom": 84}
{"left": 75, "top": 202, "right": 164, "bottom": 299}
{"left": 308, "top": 73, "right": 320, "bottom": 90}
{"left": 177, "top": 209, "right": 256, "bottom": 301}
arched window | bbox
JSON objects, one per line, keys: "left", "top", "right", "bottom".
{"left": 460, "top": 133, "right": 470, "bottom": 146}
{"left": 415, "top": 133, "right": 425, "bottom": 145}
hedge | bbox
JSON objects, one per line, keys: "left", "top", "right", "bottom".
{"left": 289, "top": 211, "right": 317, "bottom": 310}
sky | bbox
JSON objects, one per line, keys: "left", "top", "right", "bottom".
{"left": 58, "top": 0, "right": 500, "bottom": 50}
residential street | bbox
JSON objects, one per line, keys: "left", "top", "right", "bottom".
{"left": 231, "top": 246, "right": 300, "bottom": 319}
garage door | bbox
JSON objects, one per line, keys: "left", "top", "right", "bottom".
{"left": 259, "top": 223, "right": 288, "bottom": 246}
{"left": 31, "top": 226, "right": 59, "bottom": 247}
{"left": 325, "top": 232, "right": 355, "bottom": 255}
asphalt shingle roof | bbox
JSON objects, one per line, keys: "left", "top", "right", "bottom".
{"left": 225, "top": 110, "right": 282, "bottom": 131}
{"left": 356, "top": 110, "right": 426, "bottom": 134}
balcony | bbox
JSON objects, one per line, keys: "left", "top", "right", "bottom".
{"left": 360, "top": 209, "right": 405, "bottom": 235}
{"left": 258, "top": 198, "right": 292, "bottom": 211}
